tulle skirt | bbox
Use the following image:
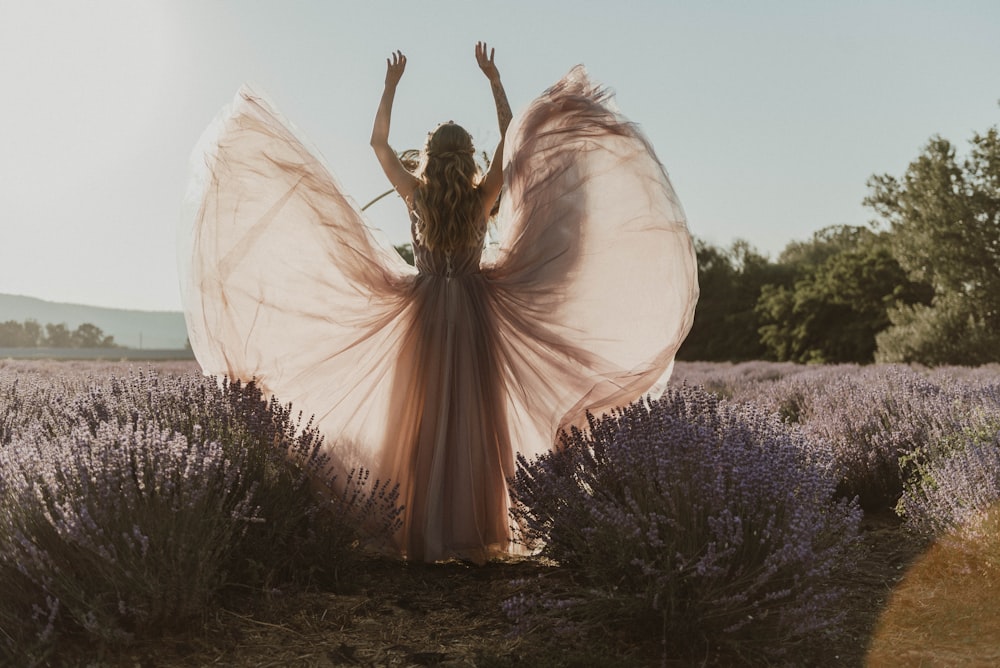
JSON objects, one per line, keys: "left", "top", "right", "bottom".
{"left": 182, "top": 67, "right": 699, "bottom": 562}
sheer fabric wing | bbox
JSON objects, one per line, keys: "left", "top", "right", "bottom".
{"left": 183, "top": 73, "right": 699, "bottom": 484}
{"left": 483, "top": 66, "right": 699, "bottom": 463}
{"left": 183, "top": 86, "right": 416, "bottom": 472}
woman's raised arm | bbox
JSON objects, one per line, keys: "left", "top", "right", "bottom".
{"left": 475, "top": 41, "right": 510, "bottom": 214}
{"left": 371, "top": 50, "right": 419, "bottom": 203}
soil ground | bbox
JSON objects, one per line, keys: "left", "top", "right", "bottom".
{"left": 60, "top": 511, "right": 927, "bottom": 668}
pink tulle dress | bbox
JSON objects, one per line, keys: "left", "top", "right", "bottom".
{"left": 182, "top": 67, "right": 699, "bottom": 563}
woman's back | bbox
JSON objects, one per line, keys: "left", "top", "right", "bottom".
{"left": 411, "top": 210, "right": 487, "bottom": 277}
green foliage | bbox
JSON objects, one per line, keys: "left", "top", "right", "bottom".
{"left": 682, "top": 228, "right": 928, "bottom": 364}
{"left": 756, "top": 226, "right": 930, "bottom": 364}
{"left": 875, "top": 292, "right": 1000, "bottom": 365}
{"left": 866, "top": 126, "right": 1000, "bottom": 364}
{"left": 682, "top": 121, "right": 999, "bottom": 365}
{"left": 677, "top": 239, "right": 785, "bottom": 361}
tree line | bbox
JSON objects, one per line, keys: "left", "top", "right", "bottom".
{"left": 392, "top": 117, "right": 996, "bottom": 365}
{"left": 0, "top": 320, "right": 117, "bottom": 349}
{"left": 677, "top": 120, "right": 1000, "bottom": 365}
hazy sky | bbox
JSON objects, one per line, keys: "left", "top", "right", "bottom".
{"left": 1, "top": 0, "right": 998, "bottom": 312}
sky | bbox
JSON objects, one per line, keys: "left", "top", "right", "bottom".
{"left": 1, "top": 0, "right": 998, "bottom": 312}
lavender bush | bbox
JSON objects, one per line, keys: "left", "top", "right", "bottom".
{"left": 26, "top": 370, "right": 399, "bottom": 582}
{"left": 508, "top": 386, "right": 861, "bottom": 662}
{"left": 790, "top": 367, "right": 951, "bottom": 510}
{"left": 897, "top": 434, "right": 1000, "bottom": 538}
{"left": 1, "top": 421, "right": 260, "bottom": 651}
{"left": 0, "top": 367, "right": 400, "bottom": 662}
{"left": 925, "top": 363, "right": 1000, "bottom": 386}
{"left": 0, "top": 369, "right": 74, "bottom": 447}
{"left": 689, "top": 364, "right": 1000, "bottom": 514}
{"left": 671, "top": 360, "right": 811, "bottom": 401}
{"left": 725, "top": 364, "right": 852, "bottom": 422}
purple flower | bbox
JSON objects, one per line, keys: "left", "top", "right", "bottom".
{"left": 508, "top": 384, "right": 861, "bottom": 660}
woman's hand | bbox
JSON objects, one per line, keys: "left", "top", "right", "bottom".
{"left": 372, "top": 49, "right": 418, "bottom": 202}
{"left": 385, "top": 50, "right": 406, "bottom": 87}
{"left": 475, "top": 41, "right": 500, "bottom": 82}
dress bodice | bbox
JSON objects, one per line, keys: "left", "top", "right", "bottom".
{"left": 410, "top": 210, "right": 486, "bottom": 277}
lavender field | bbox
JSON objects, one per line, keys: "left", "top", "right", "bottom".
{"left": 2, "top": 359, "right": 1000, "bottom": 666}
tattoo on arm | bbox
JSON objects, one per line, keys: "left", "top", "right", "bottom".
{"left": 491, "top": 79, "right": 512, "bottom": 134}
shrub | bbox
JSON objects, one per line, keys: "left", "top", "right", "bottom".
{"left": 790, "top": 366, "right": 1000, "bottom": 513}
{"left": 731, "top": 364, "right": 850, "bottom": 423}
{"left": 876, "top": 293, "right": 1000, "bottom": 366}
{"left": 0, "top": 369, "right": 73, "bottom": 447}
{"left": 790, "top": 366, "right": 950, "bottom": 511}
{"left": 671, "top": 360, "right": 809, "bottom": 401}
{"left": 664, "top": 364, "right": 1000, "bottom": 517}
{"left": 0, "top": 369, "right": 400, "bottom": 661}
{"left": 40, "top": 371, "right": 399, "bottom": 583}
{"left": 1, "top": 421, "right": 261, "bottom": 650}
{"left": 897, "top": 435, "right": 1000, "bottom": 539}
{"left": 507, "top": 386, "right": 861, "bottom": 662}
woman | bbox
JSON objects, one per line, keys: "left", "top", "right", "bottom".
{"left": 183, "top": 43, "right": 698, "bottom": 564}
{"left": 366, "top": 44, "right": 516, "bottom": 562}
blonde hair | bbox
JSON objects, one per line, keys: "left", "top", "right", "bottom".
{"left": 413, "top": 123, "right": 483, "bottom": 252}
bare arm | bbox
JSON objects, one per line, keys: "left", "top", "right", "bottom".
{"left": 370, "top": 50, "right": 419, "bottom": 203}
{"left": 475, "top": 42, "right": 510, "bottom": 215}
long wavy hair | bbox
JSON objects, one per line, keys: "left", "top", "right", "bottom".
{"left": 412, "top": 122, "right": 483, "bottom": 252}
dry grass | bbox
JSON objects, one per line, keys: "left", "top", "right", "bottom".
{"left": 867, "top": 505, "right": 1000, "bottom": 667}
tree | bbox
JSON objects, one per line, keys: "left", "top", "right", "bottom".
{"left": 0, "top": 320, "right": 116, "bottom": 348}
{"left": 756, "top": 226, "right": 930, "bottom": 364}
{"left": 677, "top": 239, "right": 785, "bottom": 361}
{"left": 865, "top": 125, "right": 1000, "bottom": 363}
{"left": 0, "top": 320, "right": 43, "bottom": 347}
{"left": 0, "top": 321, "right": 15, "bottom": 346}
{"left": 875, "top": 292, "right": 998, "bottom": 366}
{"left": 22, "top": 320, "right": 43, "bottom": 347}
{"left": 44, "top": 323, "right": 72, "bottom": 347}
{"left": 71, "top": 323, "right": 116, "bottom": 348}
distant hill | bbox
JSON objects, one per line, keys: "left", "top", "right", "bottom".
{"left": 0, "top": 294, "right": 188, "bottom": 350}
